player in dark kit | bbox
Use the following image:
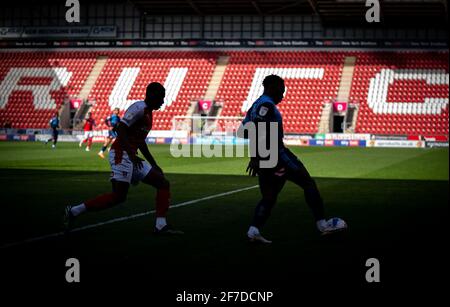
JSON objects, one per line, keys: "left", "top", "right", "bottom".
{"left": 64, "top": 82, "right": 183, "bottom": 235}
{"left": 45, "top": 112, "right": 60, "bottom": 148}
{"left": 98, "top": 107, "right": 121, "bottom": 159}
{"left": 241, "top": 75, "right": 347, "bottom": 243}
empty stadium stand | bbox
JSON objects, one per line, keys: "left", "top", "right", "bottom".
{"left": 0, "top": 52, "right": 97, "bottom": 128}
{"left": 0, "top": 50, "right": 448, "bottom": 136}
{"left": 215, "top": 51, "right": 345, "bottom": 133}
{"left": 349, "top": 51, "right": 449, "bottom": 136}
{"left": 88, "top": 51, "right": 218, "bottom": 131}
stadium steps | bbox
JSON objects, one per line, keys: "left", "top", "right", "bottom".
{"left": 204, "top": 55, "right": 230, "bottom": 102}
{"left": 205, "top": 56, "right": 229, "bottom": 123}
{"left": 318, "top": 102, "right": 332, "bottom": 133}
{"left": 78, "top": 56, "right": 109, "bottom": 100}
{"left": 336, "top": 56, "right": 356, "bottom": 102}
{"left": 73, "top": 55, "right": 108, "bottom": 129}
{"left": 185, "top": 55, "right": 229, "bottom": 119}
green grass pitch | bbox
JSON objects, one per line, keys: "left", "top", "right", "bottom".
{"left": 0, "top": 141, "right": 448, "bottom": 292}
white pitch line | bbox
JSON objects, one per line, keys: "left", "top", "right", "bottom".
{"left": 0, "top": 185, "right": 259, "bottom": 250}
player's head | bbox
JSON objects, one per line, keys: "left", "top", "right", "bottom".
{"left": 113, "top": 108, "right": 119, "bottom": 115}
{"left": 145, "top": 82, "right": 165, "bottom": 110}
{"left": 263, "top": 75, "right": 285, "bottom": 104}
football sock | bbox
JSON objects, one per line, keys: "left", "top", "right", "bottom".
{"left": 156, "top": 217, "right": 167, "bottom": 230}
{"left": 70, "top": 203, "right": 87, "bottom": 216}
{"left": 247, "top": 226, "right": 260, "bottom": 237}
{"left": 87, "top": 138, "right": 93, "bottom": 147}
{"left": 84, "top": 193, "right": 119, "bottom": 211}
{"left": 155, "top": 188, "right": 170, "bottom": 217}
{"left": 251, "top": 198, "right": 275, "bottom": 228}
{"left": 304, "top": 182, "right": 326, "bottom": 221}
{"left": 101, "top": 146, "right": 107, "bottom": 152}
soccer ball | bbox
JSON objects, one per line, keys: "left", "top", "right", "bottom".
{"left": 327, "top": 217, "right": 347, "bottom": 229}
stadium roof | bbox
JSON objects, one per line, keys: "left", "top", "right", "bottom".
{"left": 129, "top": 0, "right": 448, "bottom": 26}
{"left": 8, "top": 0, "right": 449, "bottom": 27}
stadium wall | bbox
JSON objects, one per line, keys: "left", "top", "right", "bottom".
{"left": 1, "top": 128, "right": 447, "bottom": 149}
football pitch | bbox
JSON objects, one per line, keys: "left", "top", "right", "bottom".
{"left": 0, "top": 142, "right": 448, "bottom": 294}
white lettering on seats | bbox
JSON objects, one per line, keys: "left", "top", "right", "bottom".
{"left": 367, "top": 69, "right": 449, "bottom": 114}
{"left": 108, "top": 67, "right": 187, "bottom": 111}
{"left": 242, "top": 68, "right": 325, "bottom": 112}
{"left": 0, "top": 67, "right": 72, "bottom": 109}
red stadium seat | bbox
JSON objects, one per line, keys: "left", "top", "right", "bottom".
{"left": 349, "top": 51, "right": 448, "bottom": 136}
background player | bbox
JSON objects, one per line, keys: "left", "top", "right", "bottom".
{"left": 79, "top": 112, "right": 96, "bottom": 151}
{"left": 64, "top": 82, "right": 182, "bottom": 235}
{"left": 45, "top": 111, "right": 60, "bottom": 149}
{"left": 98, "top": 107, "right": 121, "bottom": 159}
{"left": 241, "top": 75, "right": 347, "bottom": 243}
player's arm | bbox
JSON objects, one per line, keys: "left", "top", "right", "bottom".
{"left": 138, "top": 142, "right": 163, "bottom": 173}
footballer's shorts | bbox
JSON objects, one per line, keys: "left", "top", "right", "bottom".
{"left": 257, "top": 150, "right": 317, "bottom": 198}
{"left": 279, "top": 147, "right": 303, "bottom": 172}
{"left": 258, "top": 148, "right": 309, "bottom": 181}
{"left": 109, "top": 149, "right": 152, "bottom": 185}
{"left": 108, "top": 130, "right": 118, "bottom": 139}
{"left": 83, "top": 131, "right": 93, "bottom": 139}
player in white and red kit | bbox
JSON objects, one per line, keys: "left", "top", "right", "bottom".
{"left": 79, "top": 112, "right": 96, "bottom": 151}
{"left": 64, "top": 82, "right": 182, "bottom": 235}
